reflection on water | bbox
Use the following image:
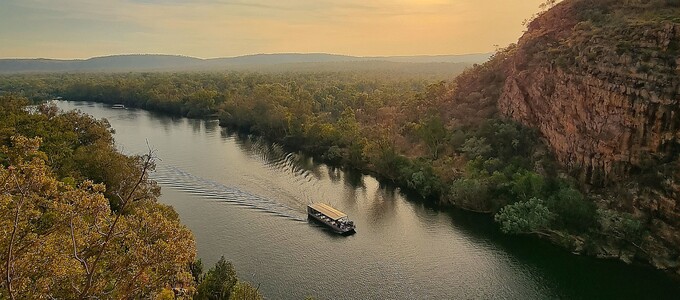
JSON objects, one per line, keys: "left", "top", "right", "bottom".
{"left": 204, "top": 119, "right": 219, "bottom": 133}
{"left": 55, "top": 101, "right": 680, "bottom": 300}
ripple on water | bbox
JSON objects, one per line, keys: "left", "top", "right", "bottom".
{"left": 154, "top": 165, "right": 307, "bottom": 222}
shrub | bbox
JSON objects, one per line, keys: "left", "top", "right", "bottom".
{"left": 495, "top": 198, "right": 554, "bottom": 234}
{"left": 449, "top": 178, "right": 491, "bottom": 211}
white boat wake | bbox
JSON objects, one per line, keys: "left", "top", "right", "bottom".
{"left": 153, "top": 165, "right": 307, "bottom": 222}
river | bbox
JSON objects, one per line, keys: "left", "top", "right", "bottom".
{"left": 55, "top": 101, "right": 679, "bottom": 299}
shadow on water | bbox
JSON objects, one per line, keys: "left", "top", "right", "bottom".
{"left": 436, "top": 207, "right": 680, "bottom": 299}
{"left": 326, "top": 166, "right": 342, "bottom": 183}
{"left": 147, "top": 110, "right": 185, "bottom": 134}
{"left": 189, "top": 118, "right": 202, "bottom": 134}
{"left": 327, "top": 164, "right": 680, "bottom": 300}
{"left": 342, "top": 167, "right": 365, "bottom": 189}
{"left": 71, "top": 101, "right": 94, "bottom": 108}
{"left": 204, "top": 119, "right": 219, "bottom": 134}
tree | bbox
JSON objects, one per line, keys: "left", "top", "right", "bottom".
{"left": 546, "top": 186, "right": 598, "bottom": 233}
{"left": 509, "top": 170, "right": 547, "bottom": 201}
{"left": 494, "top": 198, "right": 554, "bottom": 235}
{"left": 190, "top": 259, "right": 204, "bottom": 284}
{"left": 461, "top": 137, "right": 492, "bottom": 159}
{"left": 415, "top": 114, "right": 448, "bottom": 159}
{"left": 0, "top": 136, "right": 196, "bottom": 299}
{"left": 230, "top": 281, "right": 263, "bottom": 300}
{"left": 448, "top": 178, "right": 491, "bottom": 212}
{"left": 195, "top": 256, "right": 238, "bottom": 300}
{"left": 599, "top": 209, "right": 646, "bottom": 247}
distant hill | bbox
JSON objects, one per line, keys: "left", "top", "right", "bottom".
{"left": 0, "top": 53, "right": 490, "bottom": 74}
{"left": 208, "top": 53, "right": 491, "bottom": 65}
{"left": 0, "top": 55, "right": 203, "bottom": 73}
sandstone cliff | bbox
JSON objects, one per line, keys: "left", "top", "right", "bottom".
{"left": 450, "top": 0, "right": 680, "bottom": 273}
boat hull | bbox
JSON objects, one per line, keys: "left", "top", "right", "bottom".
{"left": 308, "top": 213, "right": 356, "bottom": 235}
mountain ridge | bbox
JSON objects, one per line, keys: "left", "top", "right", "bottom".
{"left": 0, "top": 53, "right": 491, "bottom": 74}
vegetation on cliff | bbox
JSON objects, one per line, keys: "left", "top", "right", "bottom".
{"left": 479, "top": 0, "right": 680, "bottom": 272}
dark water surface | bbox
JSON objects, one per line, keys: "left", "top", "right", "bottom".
{"left": 56, "top": 101, "right": 679, "bottom": 299}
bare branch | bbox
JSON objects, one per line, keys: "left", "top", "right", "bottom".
{"left": 6, "top": 172, "right": 28, "bottom": 300}
{"left": 70, "top": 217, "right": 90, "bottom": 275}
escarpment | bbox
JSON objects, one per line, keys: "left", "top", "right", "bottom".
{"left": 449, "top": 0, "right": 680, "bottom": 272}
{"left": 499, "top": 8, "right": 680, "bottom": 188}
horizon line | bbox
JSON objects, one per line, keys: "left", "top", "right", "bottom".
{"left": 0, "top": 51, "right": 494, "bottom": 61}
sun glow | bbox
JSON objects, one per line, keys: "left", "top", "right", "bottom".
{"left": 0, "top": 0, "right": 546, "bottom": 58}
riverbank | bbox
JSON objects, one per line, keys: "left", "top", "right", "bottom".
{"left": 50, "top": 99, "right": 680, "bottom": 299}
{"left": 54, "top": 94, "right": 670, "bottom": 278}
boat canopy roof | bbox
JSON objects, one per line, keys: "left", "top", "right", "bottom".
{"left": 308, "top": 203, "right": 347, "bottom": 220}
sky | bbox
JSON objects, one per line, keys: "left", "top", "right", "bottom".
{"left": 0, "top": 0, "right": 546, "bottom": 59}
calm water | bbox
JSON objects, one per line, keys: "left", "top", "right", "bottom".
{"left": 56, "top": 101, "right": 679, "bottom": 299}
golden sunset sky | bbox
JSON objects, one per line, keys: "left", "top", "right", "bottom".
{"left": 0, "top": 0, "right": 546, "bottom": 59}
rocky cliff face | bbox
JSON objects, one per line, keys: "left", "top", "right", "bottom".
{"left": 454, "top": 0, "right": 680, "bottom": 273}
{"left": 499, "top": 1, "right": 680, "bottom": 186}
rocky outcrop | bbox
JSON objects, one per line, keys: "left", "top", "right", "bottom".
{"left": 454, "top": 0, "right": 680, "bottom": 273}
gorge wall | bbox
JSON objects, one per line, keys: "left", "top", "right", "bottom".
{"left": 451, "top": 0, "right": 680, "bottom": 272}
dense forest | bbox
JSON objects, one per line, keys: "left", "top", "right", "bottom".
{"left": 0, "top": 65, "right": 641, "bottom": 256}
{"left": 0, "top": 96, "right": 263, "bottom": 299}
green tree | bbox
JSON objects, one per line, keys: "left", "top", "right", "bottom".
{"left": 190, "top": 259, "right": 205, "bottom": 284}
{"left": 547, "top": 186, "right": 597, "bottom": 233}
{"left": 509, "top": 170, "right": 547, "bottom": 201}
{"left": 448, "top": 178, "right": 491, "bottom": 212}
{"left": 461, "top": 137, "right": 492, "bottom": 159}
{"left": 494, "top": 198, "right": 554, "bottom": 235}
{"left": 416, "top": 114, "right": 448, "bottom": 159}
{"left": 195, "top": 257, "right": 238, "bottom": 300}
{"left": 230, "top": 281, "right": 263, "bottom": 300}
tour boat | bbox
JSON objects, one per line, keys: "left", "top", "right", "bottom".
{"left": 307, "top": 203, "right": 356, "bottom": 235}
{"left": 112, "top": 104, "right": 126, "bottom": 109}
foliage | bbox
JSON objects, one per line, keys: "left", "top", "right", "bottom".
{"left": 195, "top": 256, "right": 238, "bottom": 300}
{"left": 156, "top": 288, "right": 177, "bottom": 300}
{"left": 0, "top": 96, "right": 196, "bottom": 299}
{"left": 509, "top": 170, "right": 547, "bottom": 201}
{"left": 449, "top": 178, "right": 491, "bottom": 212}
{"left": 598, "top": 209, "right": 646, "bottom": 244}
{"left": 190, "top": 259, "right": 205, "bottom": 284}
{"left": 192, "top": 256, "right": 265, "bottom": 300}
{"left": 494, "top": 198, "right": 554, "bottom": 234}
{"left": 230, "top": 281, "right": 263, "bottom": 300}
{"left": 546, "top": 186, "right": 598, "bottom": 233}
{"left": 0, "top": 136, "right": 195, "bottom": 298}
{"left": 415, "top": 114, "right": 448, "bottom": 159}
{"left": 450, "top": 119, "right": 547, "bottom": 210}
